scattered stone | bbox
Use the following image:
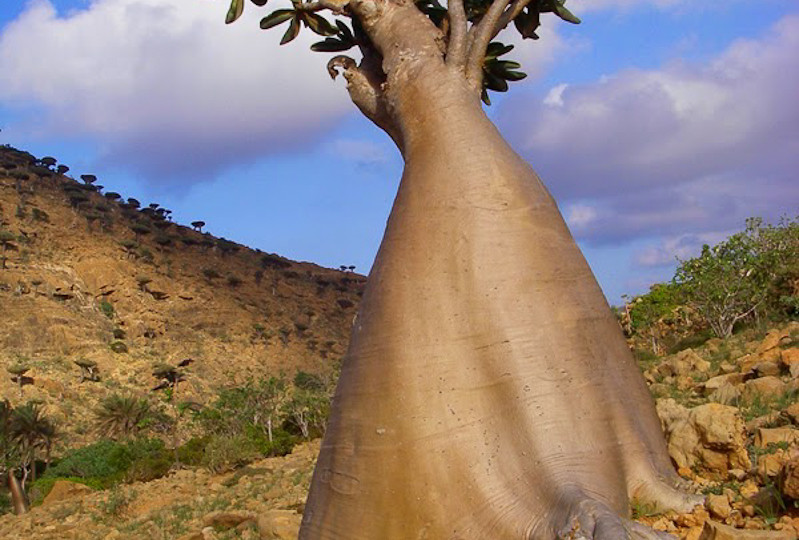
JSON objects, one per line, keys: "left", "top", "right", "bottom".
{"left": 754, "top": 427, "right": 799, "bottom": 448}
{"left": 785, "top": 403, "right": 799, "bottom": 425}
{"left": 658, "top": 401, "right": 750, "bottom": 475}
{"left": 698, "top": 519, "right": 795, "bottom": 539}
{"left": 743, "top": 377, "right": 786, "bottom": 401}
{"left": 202, "top": 510, "right": 257, "bottom": 529}
{"left": 757, "top": 453, "right": 787, "bottom": 482}
{"left": 257, "top": 510, "right": 302, "bottom": 540}
{"left": 705, "top": 374, "right": 746, "bottom": 394}
{"left": 746, "top": 413, "right": 783, "bottom": 433}
{"left": 710, "top": 384, "right": 743, "bottom": 406}
{"left": 752, "top": 361, "right": 781, "bottom": 378}
{"left": 707, "top": 494, "right": 733, "bottom": 520}
{"left": 781, "top": 349, "right": 799, "bottom": 378}
{"left": 780, "top": 456, "right": 799, "bottom": 500}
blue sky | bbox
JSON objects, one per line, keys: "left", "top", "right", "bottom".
{"left": 1, "top": 0, "right": 797, "bottom": 304}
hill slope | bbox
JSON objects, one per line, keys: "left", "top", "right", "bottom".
{"left": 0, "top": 145, "right": 364, "bottom": 448}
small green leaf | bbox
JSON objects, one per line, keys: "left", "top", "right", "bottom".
{"left": 280, "top": 15, "right": 301, "bottom": 45}
{"left": 495, "top": 60, "right": 522, "bottom": 70}
{"left": 336, "top": 20, "right": 354, "bottom": 40}
{"left": 485, "top": 42, "right": 514, "bottom": 61}
{"left": 225, "top": 0, "right": 244, "bottom": 24}
{"left": 260, "top": 9, "right": 294, "bottom": 30}
{"left": 311, "top": 38, "right": 355, "bottom": 53}
{"left": 484, "top": 71, "right": 508, "bottom": 92}
{"left": 554, "top": 1, "right": 581, "bottom": 24}
{"left": 481, "top": 88, "right": 491, "bottom": 106}
{"left": 500, "top": 70, "right": 527, "bottom": 82}
{"left": 303, "top": 13, "right": 338, "bottom": 36}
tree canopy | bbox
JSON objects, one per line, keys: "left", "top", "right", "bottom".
{"left": 224, "top": 0, "right": 579, "bottom": 104}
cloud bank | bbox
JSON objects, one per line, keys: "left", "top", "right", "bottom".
{"left": 0, "top": 0, "right": 351, "bottom": 179}
{"left": 504, "top": 14, "right": 799, "bottom": 253}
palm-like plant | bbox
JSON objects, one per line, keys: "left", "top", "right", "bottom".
{"left": 9, "top": 402, "right": 57, "bottom": 485}
{"left": 95, "top": 394, "right": 151, "bottom": 439}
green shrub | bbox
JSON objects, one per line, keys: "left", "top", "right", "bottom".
{"left": 43, "top": 438, "right": 166, "bottom": 487}
{"left": 99, "top": 300, "right": 114, "bottom": 319}
{"left": 109, "top": 341, "right": 128, "bottom": 354}
{"left": 201, "top": 434, "right": 260, "bottom": 474}
{"left": 112, "top": 328, "right": 126, "bottom": 340}
{"left": 0, "top": 492, "right": 11, "bottom": 515}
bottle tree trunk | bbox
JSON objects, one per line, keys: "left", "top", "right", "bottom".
{"left": 300, "top": 4, "right": 700, "bottom": 539}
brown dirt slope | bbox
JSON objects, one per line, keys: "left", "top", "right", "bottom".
{"left": 0, "top": 146, "right": 364, "bottom": 448}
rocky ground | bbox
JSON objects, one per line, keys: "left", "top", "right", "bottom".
{"left": 0, "top": 440, "right": 319, "bottom": 540}
{"left": 0, "top": 324, "right": 796, "bottom": 539}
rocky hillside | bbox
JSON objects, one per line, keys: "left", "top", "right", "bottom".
{"left": 0, "top": 145, "right": 364, "bottom": 449}
{"left": 1, "top": 325, "right": 797, "bottom": 539}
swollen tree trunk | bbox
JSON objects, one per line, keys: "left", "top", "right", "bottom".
{"left": 297, "top": 3, "right": 699, "bottom": 539}
{"left": 7, "top": 470, "right": 28, "bottom": 515}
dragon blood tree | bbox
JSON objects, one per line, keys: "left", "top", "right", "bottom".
{"left": 225, "top": 0, "right": 702, "bottom": 537}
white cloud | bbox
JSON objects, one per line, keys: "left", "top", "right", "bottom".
{"left": 503, "top": 14, "right": 799, "bottom": 245}
{"left": 0, "top": 0, "right": 352, "bottom": 179}
{"left": 565, "top": 203, "right": 597, "bottom": 227}
{"left": 633, "top": 231, "right": 729, "bottom": 267}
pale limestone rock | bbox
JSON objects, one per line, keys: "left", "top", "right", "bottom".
{"left": 710, "top": 384, "right": 743, "bottom": 406}
{"left": 780, "top": 456, "right": 799, "bottom": 500}
{"left": 781, "top": 349, "right": 799, "bottom": 378}
{"left": 257, "top": 510, "right": 301, "bottom": 540}
{"left": 754, "top": 428, "right": 799, "bottom": 448}
{"left": 658, "top": 401, "right": 750, "bottom": 475}
{"left": 707, "top": 494, "right": 733, "bottom": 520}
{"left": 785, "top": 403, "right": 799, "bottom": 425}
{"left": 752, "top": 361, "right": 782, "bottom": 378}
{"left": 743, "top": 377, "right": 786, "bottom": 401}
{"left": 758, "top": 453, "right": 788, "bottom": 482}
{"left": 705, "top": 374, "right": 746, "bottom": 394}
{"left": 758, "top": 330, "right": 787, "bottom": 354}
{"left": 202, "top": 511, "right": 256, "bottom": 529}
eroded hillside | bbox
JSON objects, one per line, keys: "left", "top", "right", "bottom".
{"left": 0, "top": 146, "right": 364, "bottom": 448}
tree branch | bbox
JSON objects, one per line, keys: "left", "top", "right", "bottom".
{"left": 496, "top": 0, "right": 534, "bottom": 32}
{"left": 297, "top": 0, "right": 352, "bottom": 14}
{"left": 326, "top": 55, "right": 403, "bottom": 151}
{"left": 446, "top": 0, "right": 468, "bottom": 67}
{"left": 465, "top": 0, "right": 513, "bottom": 86}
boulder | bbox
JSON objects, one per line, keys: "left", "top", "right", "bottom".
{"left": 781, "top": 348, "right": 799, "bottom": 379}
{"left": 780, "top": 456, "right": 799, "bottom": 500}
{"left": 202, "top": 511, "right": 256, "bottom": 529}
{"left": 743, "top": 377, "right": 786, "bottom": 401}
{"left": 698, "top": 520, "right": 796, "bottom": 539}
{"left": 658, "top": 401, "right": 750, "bottom": 475}
{"left": 660, "top": 349, "right": 712, "bottom": 377}
{"left": 757, "top": 330, "right": 787, "bottom": 355}
{"left": 706, "top": 494, "right": 733, "bottom": 520}
{"left": 752, "top": 361, "right": 782, "bottom": 378}
{"left": 705, "top": 374, "right": 746, "bottom": 395}
{"left": 754, "top": 428, "right": 799, "bottom": 448}
{"left": 709, "top": 384, "right": 743, "bottom": 406}
{"left": 785, "top": 403, "right": 799, "bottom": 425}
{"left": 257, "top": 510, "right": 302, "bottom": 540}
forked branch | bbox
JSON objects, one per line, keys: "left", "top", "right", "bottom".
{"left": 465, "top": 0, "right": 512, "bottom": 86}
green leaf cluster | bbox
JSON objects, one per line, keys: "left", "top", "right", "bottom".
{"left": 224, "top": 0, "right": 581, "bottom": 105}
